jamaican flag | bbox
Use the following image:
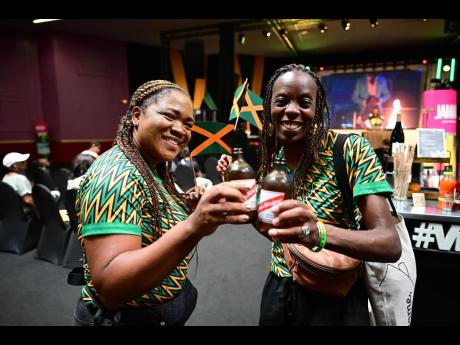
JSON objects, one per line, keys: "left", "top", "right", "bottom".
{"left": 188, "top": 122, "right": 235, "bottom": 157}
{"left": 229, "top": 80, "right": 263, "bottom": 130}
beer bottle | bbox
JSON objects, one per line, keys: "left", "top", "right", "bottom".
{"left": 224, "top": 147, "right": 257, "bottom": 222}
{"left": 256, "top": 157, "right": 292, "bottom": 239}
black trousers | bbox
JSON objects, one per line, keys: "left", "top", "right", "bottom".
{"left": 73, "top": 279, "right": 198, "bottom": 326}
{"left": 259, "top": 272, "right": 370, "bottom": 326}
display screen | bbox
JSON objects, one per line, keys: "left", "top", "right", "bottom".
{"left": 321, "top": 69, "right": 423, "bottom": 129}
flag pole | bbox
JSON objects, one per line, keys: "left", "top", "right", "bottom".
{"left": 234, "top": 79, "right": 248, "bottom": 131}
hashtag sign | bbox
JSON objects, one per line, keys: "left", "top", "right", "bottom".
{"left": 412, "top": 223, "right": 436, "bottom": 248}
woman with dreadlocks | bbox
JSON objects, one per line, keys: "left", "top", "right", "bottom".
{"left": 73, "top": 80, "right": 250, "bottom": 326}
{"left": 217, "top": 64, "right": 401, "bottom": 325}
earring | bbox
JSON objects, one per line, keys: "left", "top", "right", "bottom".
{"left": 268, "top": 123, "right": 274, "bottom": 136}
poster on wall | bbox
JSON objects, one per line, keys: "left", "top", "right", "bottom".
{"left": 321, "top": 69, "right": 423, "bottom": 129}
{"left": 422, "top": 89, "right": 457, "bottom": 134}
{"left": 34, "top": 122, "right": 50, "bottom": 157}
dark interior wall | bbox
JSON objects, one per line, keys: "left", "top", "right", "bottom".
{"left": 127, "top": 43, "right": 162, "bottom": 94}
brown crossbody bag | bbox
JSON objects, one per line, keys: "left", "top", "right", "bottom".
{"left": 282, "top": 134, "right": 363, "bottom": 297}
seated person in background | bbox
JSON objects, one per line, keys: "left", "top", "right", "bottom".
{"left": 33, "top": 156, "right": 52, "bottom": 174}
{"left": 67, "top": 141, "right": 101, "bottom": 190}
{"left": 2, "top": 152, "right": 37, "bottom": 216}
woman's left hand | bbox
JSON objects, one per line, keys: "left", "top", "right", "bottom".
{"left": 183, "top": 185, "right": 206, "bottom": 210}
{"left": 268, "top": 199, "right": 319, "bottom": 247}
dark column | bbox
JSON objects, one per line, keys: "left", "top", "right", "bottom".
{"left": 160, "top": 32, "right": 171, "bottom": 81}
{"left": 217, "top": 23, "right": 235, "bottom": 123}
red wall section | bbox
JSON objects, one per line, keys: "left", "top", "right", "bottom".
{"left": 0, "top": 33, "right": 44, "bottom": 141}
{"left": 1, "top": 32, "right": 129, "bottom": 164}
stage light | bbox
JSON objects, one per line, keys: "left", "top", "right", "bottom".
{"left": 369, "top": 19, "right": 379, "bottom": 28}
{"left": 262, "top": 30, "right": 271, "bottom": 38}
{"left": 238, "top": 33, "right": 246, "bottom": 45}
{"left": 422, "top": 59, "right": 428, "bottom": 65}
{"left": 319, "top": 66, "right": 325, "bottom": 71}
{"left": 319, "top": 22, "right": 328, "bottom": 33}
{"left": 341, "top": 19, "right": 351, "bottom": 31}
{"left": 443, "top": 64, "right": 451, "bottom": 72}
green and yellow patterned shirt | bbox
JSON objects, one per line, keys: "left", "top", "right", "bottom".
{"left": 76, "top": 145, "right": 191, "bottom": 308}
{"left": 270, "top": 131, "right": 393, "bottom": 278}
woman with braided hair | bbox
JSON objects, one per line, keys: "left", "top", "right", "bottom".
{"left": 73, "top": 80, "right": 251, "bottom": 326}
{"left": 217, "top": 64, "right": 401, "bottom": 325}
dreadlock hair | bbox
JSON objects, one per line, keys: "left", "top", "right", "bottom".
{"left": 116, "top": 80, "right": 191, "bottom": 230}
{"left": 257, "top": 64, "right": 331, "bottom": 199}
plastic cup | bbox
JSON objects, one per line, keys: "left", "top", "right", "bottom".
{"left": 439, "top": 193, "right": 454, "bottom": 213}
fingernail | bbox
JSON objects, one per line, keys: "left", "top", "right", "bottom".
{"left": 271, "top": 205, "right": 279, "bottom": 214}
{"left": 241, "top": 215, "right": 249, "bottom": 222}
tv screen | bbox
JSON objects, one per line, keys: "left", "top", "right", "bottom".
{"left": 321, "top": 69, "right": 423, "bottom": 129}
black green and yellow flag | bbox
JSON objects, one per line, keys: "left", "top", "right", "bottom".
{"left": 229, "top": 78, "right": 248, "bottom": 127}
{"left": 188, "top": 122, "right": 235, "bottom": 157}
{"left": 229, "top": 80, "right": 263, "bottom": 130}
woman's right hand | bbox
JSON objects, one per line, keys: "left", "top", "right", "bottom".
{"left": 187, "top": 180, "right": 250, "bottom": 237}
{"left": 216, "top": 154, "right": 232, "bottom": 177}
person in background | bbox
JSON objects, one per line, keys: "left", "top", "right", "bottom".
{"left": 352, "top": 72, "right": 391, "bottom": 129}
{"left": 67, "top": 141, "right": 101, "bottom": 190}
{"left": 2, "top": 152, "right": 37, "bottom": 216}
{"left": 217, "top": 64, "right": 401, "bottom": 325}
{"left": 73, "top": 80, "right": 250, "bottom": 326}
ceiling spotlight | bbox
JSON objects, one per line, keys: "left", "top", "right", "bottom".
{"left": 341, "top": 19, "right": 351, "bottom": 31}
{"left": 369, "top": 19, "right": 379, "bottom": 28}
{"left": 318, "top": 22, "right": 328, "bottom": 33}
{"left": 238, "top": 33, "right": 246, "bottom": 45}
{"left": 262, "top": 30, "right": 271, "bottom": 38}
{"left": 32, "top": 19, "right": 61, "bottom": 24}
{"left": 443, "top": 64, "right": 451, "bottom": 72}
{"left": 280, "top": 29, "right": 288, "bottom": 36}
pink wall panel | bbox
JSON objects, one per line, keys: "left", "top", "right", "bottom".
{"left": 51, "top": 34, "right": 129, "bottom": 141}
{"left": 0, "top": 33, "right": 44, "bottom": 141}
{"left": 1, "top": 32, "right": 129, "bottom": 164}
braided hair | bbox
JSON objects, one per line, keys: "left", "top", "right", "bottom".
{"left": 116, "top": 80, "right": 191, "bottom": 230}
{"left": 257, "top": 64, "right": 331, "bottom": 198}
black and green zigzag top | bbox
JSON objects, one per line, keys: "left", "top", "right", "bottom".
{"left": 270, "top": 131, "right": 393, "bottom": 277}
{"left": 75, "top": 145, "right": 191, "bottom": 308}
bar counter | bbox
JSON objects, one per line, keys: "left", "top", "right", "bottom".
{"left": 392, "top": 198, "right": 460, "bottom": 325}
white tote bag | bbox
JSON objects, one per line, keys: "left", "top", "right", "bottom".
{"left": 364, "top": 214, "right": 417, "bottom": 326}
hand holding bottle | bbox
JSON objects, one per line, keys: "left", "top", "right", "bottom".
{"left": 267, "top": 200, "right": 319, "bottom": 247}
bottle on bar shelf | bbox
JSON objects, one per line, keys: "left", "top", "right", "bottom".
{"left": 224, "top": 147, "right": 257, "bottom": 223}
{"left": 389, "top": 112, "right": 405, "bottom": 157}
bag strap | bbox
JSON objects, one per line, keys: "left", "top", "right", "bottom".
{"left": 332, "top": 133, "right": 398, "bottom": 224}
{"left": 332, "top": 133, "right": 361, "bottom": 228}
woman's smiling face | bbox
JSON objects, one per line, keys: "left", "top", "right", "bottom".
{"left": 270, "top": 70, "right": 317, "bottom": 147}
{"left": 132, "top": 89, "right": 194, "bottom": 168}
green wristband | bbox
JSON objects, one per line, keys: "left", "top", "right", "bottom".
{"left": 311, "top": 221, "right": 327, "bottom": 252}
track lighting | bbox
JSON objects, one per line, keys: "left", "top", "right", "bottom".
{"left": 341, "top": 19, "right": 351, "bottom": 31}
{"left": 369, "top": 19, "right": 379, "bottom": 28}
{"left": 238, "top": 33, "right": 246, "bottom": 45}
{"left": 262, "top": 30, "right": 271, "bottom": 38}
{"left": 318, "top": 22, "right": 328, "bottom": 33}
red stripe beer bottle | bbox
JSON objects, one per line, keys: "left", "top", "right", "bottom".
{"left": 224, "top": 147, "right": 257, "bottom": 222}
{"left": 256, "top": 157, "right": 292, "bottom": 239}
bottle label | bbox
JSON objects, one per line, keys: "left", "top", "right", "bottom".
{"left": 257, "top": 189, "right": 285, "bottom": 224}
{"left": 233, "top": 179, "right": 257, "bottom": 210}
